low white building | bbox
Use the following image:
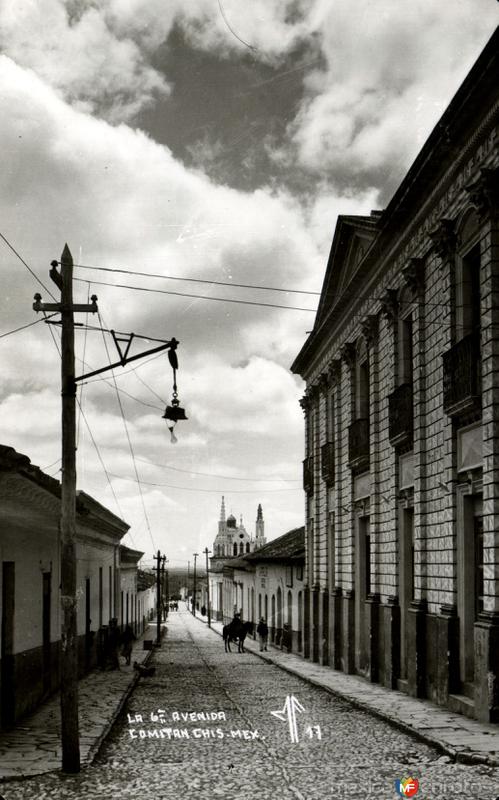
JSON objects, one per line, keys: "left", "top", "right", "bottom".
{"left": 223, "top": 527, "right": 305, "bottom": 652}
{"left": 0, "top": 445, "right": 129, "bottom": 727}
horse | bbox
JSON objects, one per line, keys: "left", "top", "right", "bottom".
{"left": 223, "top": 620, "right": 253, "bottom": 653}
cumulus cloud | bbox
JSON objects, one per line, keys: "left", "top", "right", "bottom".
{"left": 277, "top": 0, "right": 497, "bottom": 194}
{"left": 0, "top": 0, "right": 170, "bottom": 121}
{"left": 1, "top": 0, "right": 496, "bottom": 561}
{"left": 0, "top": 51, "right": 315, "bottom": 555}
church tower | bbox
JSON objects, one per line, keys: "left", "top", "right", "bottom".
{"left": 255, "top": 503, "right": 266, "bottom": 548}
{"left": 218, "top": 495, "right": 226, "bottom": 535}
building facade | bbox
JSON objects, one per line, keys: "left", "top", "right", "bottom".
{"left": 0, "top": 445, "right": 133, "bottom": 727}
{"left": 226, "top": 527, "right": 305, "bottom": 651}
{"left": 209, "top": 497, "right": 266, "bottom": 621}
{"left": 291, "top": 31, "right": 499, "bottom": 723}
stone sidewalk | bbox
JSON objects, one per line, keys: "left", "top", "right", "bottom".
{"left": 0, "top": 624, "right": 157, "bottom": 781}
{"left": 194, "top": 611, "right": 499, "bottom": 768}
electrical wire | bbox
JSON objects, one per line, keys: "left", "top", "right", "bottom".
{"left": 80, "top": 350, "right": 166, "bottom": 386}
{"left": 74, "top": 276, "right": 317, "bottom": 312}
{"left": 107, "top": 471, "right": 299, "bottom": 493}
{"left": 40, "top": 457, "right": 61, "bottom": 472}
{"left": 0, "top": 230, "right": 58, "bottom": 301}
{"left": 41, "top": 312, "right": 132, "bottom": 533}
{"left": 72, "top": 262, "right": 320, "bottom": 296}
{"left": 77, "top": 283, "right": 91, "bottom": 447}
{"left": 0, "top": 314, "right": 57, "bottom": 339}
{"left": 134, "top": 455, "right": 300, "bottom": 483}
{"left": 97, "top": 310, "right": 156, "bottom": 552}
{"left": 73, "top": 275, "right": 479, "bottom": 315}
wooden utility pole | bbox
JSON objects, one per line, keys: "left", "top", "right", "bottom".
{"left": 204, "top": 547, "right": 211, "bottom": 628}
{"left": 33, "top": 246, "right": 183, "bottom": 774}
{"left": 59, "top": 244, "right": 79, "bottom": 773}
{"left": 165, "top": 568, "right": 169, "bottom": 615}
{"left": 192, "top": 553, "right": 198, "bottom": 616}
{"left": 154, "top": 550, "right": 163, "bottom": 644}
{"left": 33, "top": 245, "right": 98, "bottom": 773}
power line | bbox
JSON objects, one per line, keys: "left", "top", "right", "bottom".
{"left": 72, "top": 262, "right": 320, "bottom": 296}
{"left": 81, "top": 350, "right": 166, "bottom": 386}
{"left": 41, "top": 310, "right": 132, "bottom": 535}
{"left": 0, "top": 314, "right": 57, "bottom": 339}
{"left": 134, "top": 455, "right": 300, "bottom": 483}
{"left": 107, "top": 471, "right": 298, "bottom": 494}
{"left": 98, "top": 310, "right": 156, "bottom": 552}
{"left": 73, "top": 277, "right": 317, "bottom": 312}
{"left": 0, "top": 231, "right": 58, "bottom": 301}
{"left": 73, "top": 275, "right": 477, "bottom": 315}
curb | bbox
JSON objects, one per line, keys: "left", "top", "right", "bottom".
{"left": 0, "top": 627, "right": 160, "bottom": 782}
{"left": 85, "top": 640, "right": 155, "bottom": 766}
{"left": 190, "top": 612, "right": 499, "bottom": 769}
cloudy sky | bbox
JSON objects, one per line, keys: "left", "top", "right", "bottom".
{"left": 0, "top": 1, "right": 496, "bottom": 570}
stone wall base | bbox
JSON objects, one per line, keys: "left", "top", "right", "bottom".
{"left": 474, "top": 611, "right": 499, "bottom": 723}
{"left": 381, "top": 598, "right": 400, "bottom": 690}
{"left": 341, "top": 590, "right": 355, "bottom": 674}
{"left": 320, "top": 590, "right": 329, "bottom": 666}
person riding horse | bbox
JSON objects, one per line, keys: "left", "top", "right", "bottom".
{"left": 223, "top": 614, "right": 253, "bottom": 653}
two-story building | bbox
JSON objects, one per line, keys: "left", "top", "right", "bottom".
{"left": 291, "top": 30, "right": 499, "bottom": 722}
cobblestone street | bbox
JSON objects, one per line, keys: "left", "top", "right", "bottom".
{"left": 1, "top": 609, "right": 497, "bottom": 800}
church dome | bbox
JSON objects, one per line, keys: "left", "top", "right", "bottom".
{"left": 227, "top": 514, "right": 237, "bottom": 528}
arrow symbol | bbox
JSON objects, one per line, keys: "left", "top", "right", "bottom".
{"left": 270, "top": 695, "right": 305, "bottom": 743}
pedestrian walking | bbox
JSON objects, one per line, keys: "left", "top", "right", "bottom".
{"left": 121, "top": 624, "right": 136, "bottom": 666}
{"left": 257, "top": 617, "right": 268, "bottom": 652}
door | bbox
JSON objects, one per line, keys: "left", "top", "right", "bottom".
{"left": 457, "top": 490, "right": 483, "bottom": 695}
{"left": 355, "top": 516, "right": 370, "bottom": 675}
{"left": 399, "top": 507, "right": 414, "bottom": 680}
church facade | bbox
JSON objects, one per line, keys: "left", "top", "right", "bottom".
{"left": 209, "top": 497, "right": 266, "bottom": 621}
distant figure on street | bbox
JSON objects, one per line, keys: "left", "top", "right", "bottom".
{"left": 121, "top": 624, "right": 136, "bottom": 666}
{"left": 257, "top": 617, "right": 268, "bottom": 652}
{"left": 281, "top": 623, "right": 292, "bottom": 653}
{"left": 107, "top": 618, "right": 121, "bottom": 670}
{"left": 201, "top": 605, "right": 206, "bottom": 617}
